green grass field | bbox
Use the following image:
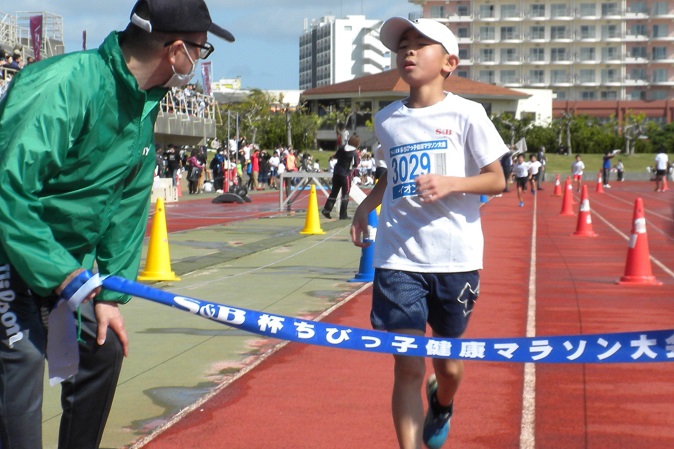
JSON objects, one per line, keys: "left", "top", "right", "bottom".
{"left": 304, "top": 150, "right": 660, "bottom": 175}
{"left": 542, "top": 153, "right": 656, "bottom": 176}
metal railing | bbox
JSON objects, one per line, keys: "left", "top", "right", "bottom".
{"left": 0, "top": 66, "right": 17, "bottom": 99}
{"left": 0, "top": 69, "right": 218, "bottom": 122}
{"left": 159, "top": 88, "right": 217, "bottom": 121}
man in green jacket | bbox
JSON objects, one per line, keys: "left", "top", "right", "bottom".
{"left": 0, "top": 1, "right": 234, "bottom": 447}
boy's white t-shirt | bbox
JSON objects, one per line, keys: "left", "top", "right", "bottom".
{"left": 572, "top": 160, "right": 585, "bottom": 175}
{"left": 374, "top": 92, "right": 508, "bottom": 273}
{"left": 655, "top": 152, "right": 668, "bottom": 170}
{"left": 513, "top": 161, "right": 530, "bottom": 178}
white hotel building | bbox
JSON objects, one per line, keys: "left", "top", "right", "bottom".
{"left": 299, "top": 15, "right": 390, "bottom": 90}
{"left": 409, "top": 0, "right": 674, "bottom": 101}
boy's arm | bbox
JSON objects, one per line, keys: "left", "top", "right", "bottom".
{"left": 351, "top": 174, "right": 387, "bottom": 247}
{"left": 415, "top": 160, "right": 505, "bottom": 203}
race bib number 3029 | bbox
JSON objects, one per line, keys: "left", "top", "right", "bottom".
{"left": 389, "top": 140, "right": 447, "bottom": 199}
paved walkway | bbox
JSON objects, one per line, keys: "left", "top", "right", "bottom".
{"left": 42, "top": 188, "right": 365, "bottom": 449}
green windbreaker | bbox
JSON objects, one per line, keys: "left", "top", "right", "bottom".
{"left": 0, "top": 32, "right": 168, "bottom": 303}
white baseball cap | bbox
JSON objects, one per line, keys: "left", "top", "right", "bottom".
{"left": 380, "top": 17, "right": 458, "bottom": 57}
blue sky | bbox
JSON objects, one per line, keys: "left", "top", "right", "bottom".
{"left": 15, "top": 0, "right": 420, "bottom": 89}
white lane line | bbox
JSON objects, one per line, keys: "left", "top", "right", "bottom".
{"left": 595, "top": 191, "right": 673, "bottom": 222}
{"left": 520, "top": 194, "right": 538, "bottom": 449}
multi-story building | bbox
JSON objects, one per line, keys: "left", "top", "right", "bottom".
{"left": 409, "top": 0, "right": 674, "bottom": 102}
{"left": 299, "top": 15, "right": 390, "bottom": 90}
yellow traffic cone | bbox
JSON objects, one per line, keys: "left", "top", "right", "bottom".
{"left": 300, "top": 184, "right": 325, "bottom": 235}
{"left": 138, "top": 198, "right": 181, "bottom": 281}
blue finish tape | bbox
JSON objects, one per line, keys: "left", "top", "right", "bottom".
{"left": 59, "top": 270, "right": 102, "bottom": 311}
{"left": 60, "top": 270, "right": 94, "bottom": 301}
{"left": 102, "top": 276, "right": 674, "bottom": 364}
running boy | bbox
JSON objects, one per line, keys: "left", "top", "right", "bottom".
{"left": 513, "top": 154, "right": 531, "bottom": 207}
{"left": 528, "top": 154, "right": 542, "bottom": 193}
{"left": 350, "top": 17, "right": 507, "bottom": 449}
{"left": 571, "top": 154, "right": 585, "bottom": 192}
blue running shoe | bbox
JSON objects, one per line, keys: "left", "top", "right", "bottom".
{"left": 423, "top": 374, "right": 453, "bottom": 449}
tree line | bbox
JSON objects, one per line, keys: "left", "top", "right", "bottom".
{"left": 216, "top": 89, "right": 674, "bottom": 155}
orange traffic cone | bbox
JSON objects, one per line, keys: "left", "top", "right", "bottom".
{"left": 138, "top": 198, "right": 181, "bottom": 281}
{"left": 595, "top": 171, "right": 604, "bottom": 193}
{"left": 617, "top": 198, "right": 662, "bottom": 285}
{"left": 300, "top": 184, "right": 325, "bottom": 235}
{"left": 663, "top": 176, "right": 669, "bottom": 192}
{"left": 560, "top": 177, "right": 575, "bottom": 216}
{"left": 553, "top": 174, "right": 562, "bottom": 196}
{"left": 572, "top": 185, "right": 597, "bottom": 237}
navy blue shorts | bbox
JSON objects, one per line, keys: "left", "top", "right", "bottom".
{"left": 515, "top": 176, "right": 529, "bottom": 189}
{"left": 371, "top": 268, "right": 479, "bottom": 338}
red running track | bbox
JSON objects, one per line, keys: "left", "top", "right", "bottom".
{"left": 156, "top": 192, "right": 288, "bottom": 234}
{"left": 138, "top": 182, "right": 674, "bottom": 449}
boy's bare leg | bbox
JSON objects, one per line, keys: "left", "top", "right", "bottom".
{"left": 432, "top": 357, "right": 464, "bottom": 408}
{"left": 390, "top": 334, "right": 464, "bottom": 449}
{"left": 392, "top": 354, "right": 426, "bottom": 449}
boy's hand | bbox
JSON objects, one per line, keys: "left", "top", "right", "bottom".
{"left": 350, "top": 206, "right": 372, "bottom": 248}
{"left": 415, "top": 174, "right": 452, "bottom": 203}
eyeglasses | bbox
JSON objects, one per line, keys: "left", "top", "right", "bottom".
{"left": 164, "top": 39, "right": 214, "bottom": 60}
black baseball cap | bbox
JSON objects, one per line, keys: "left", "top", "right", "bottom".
{"left": 130, "top": 0, "right": 235, "bottom": 42}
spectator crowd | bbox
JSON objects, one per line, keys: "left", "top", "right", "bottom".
{"left": 0, "top": 48, "right": 35, "bottom": 97}
{"left": 154, "top": 136, "right": 380, "bottom": 197}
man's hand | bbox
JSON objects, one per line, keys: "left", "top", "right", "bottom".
{"left": 55, "top": 268, "right": 101, "bottom": 302}
{"left": 95, "top": 301, "right": 129, "bottom": 357}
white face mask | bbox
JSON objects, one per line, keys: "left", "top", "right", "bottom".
{"left": 163, "top": 43, "right": 197, "bottom": 88}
